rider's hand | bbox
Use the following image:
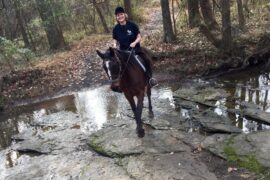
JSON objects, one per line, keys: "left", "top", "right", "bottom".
{"left": 130, "top": 42, "right": 136, "bottom": 48}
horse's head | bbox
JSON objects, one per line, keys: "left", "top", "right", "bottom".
{"left": 96, "top": 47, "right": 122, "bottom": 92}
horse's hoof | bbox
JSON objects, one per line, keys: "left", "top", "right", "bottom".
{"left": 137, "top": 129, "right": 145, "bottom": 138}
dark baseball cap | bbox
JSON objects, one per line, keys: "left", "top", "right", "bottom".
{"left": 115, "top": 6, "right": 125, "bottom": 15}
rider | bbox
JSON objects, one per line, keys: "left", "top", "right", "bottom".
{"left": 112, "top": 6, "right": 158, "bottom": 87}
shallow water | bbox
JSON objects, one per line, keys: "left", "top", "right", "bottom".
{"left": 0, "top": 86, "right": 175, "bottom": 150}
{"left": 1, "top": 67, "right": 270, "bottom": 158}
{"left": 216, "top": 67, "right": 270, "bottom": 133}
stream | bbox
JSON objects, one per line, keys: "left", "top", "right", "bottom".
{"left": 1, "top": 67, "right": 270, "bottom": 179}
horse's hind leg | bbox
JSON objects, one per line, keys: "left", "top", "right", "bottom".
{"left": 147, "top": 85, "right": 154, "bottom": 118}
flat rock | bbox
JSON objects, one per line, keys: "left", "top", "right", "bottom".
{"left": 12, "top": 128, "right": 86, "bottom": 155}
{"left": 10, "top": 111, "right": 88, "bottom": 155}
{"left": 88, "top": 122, "right": 190, "bottom": 157}
{"left": 202, "top": 131, "right": 270, "bottom": 167}
{"left": 173, "top": 87, "right": 229, "bottom": 107}
{"left": 241, "top": 101, "right": 270, "bottom": 125}
{"left": 193, "top": 109, "right": 242, "bottom": 133}
{"left": 3, "top": 151, "right": 131, "bottom": 180}
{"left": 121, "top": 152, "right": 217, "bottom": 180}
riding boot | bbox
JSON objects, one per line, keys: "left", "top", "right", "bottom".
{"left": 135, "top": 51, "right": 158, "bottom": 87}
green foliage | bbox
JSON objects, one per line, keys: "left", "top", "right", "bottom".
{"left": 0, "top": 37, "right": 35, "bottom": 70}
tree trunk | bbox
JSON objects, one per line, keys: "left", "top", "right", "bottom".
{"left": 187, "top": 0, "right": 201, "bottom": 28}
{"left": 124, "top": 0, "right": 133, "bottom": 21}
{"left": 199, "top": 0, "right": 219, "bottom": 30}
{"left": 13, "top": 0, "right": 30, "bottom": 48}
{"left": 92, "top": 6, "right": 97, "bottom": 33}
{"left": 221, "top": 0, "right": 232, "bottom": 53}
{"left": 0, "top": 26, "right": 3, "bottom": 37}
{"left": 237, "top": 0, "right": 246, "bottom": 30}
{"left": 199, "top": 24, "right": 222, "bottom": 49}
{"left": 212, "top": 0, "right": 220, "bottom": 12}
{"left": 92, "top": 0, "right": 109, "bottom": 33}
{"left": 171, "top": 0, "right": 177, "bottom": 35}
{"left": 160, "top": 0, "right": 175, "bottom": 42}
{"left": 243, "top": 0, "right": 250, "bottom": 16}
{"left": 22, "top": 15, "right": 37, "bottom": 51}
{"left": 2, "top": 2, "right": 14, "bottom": 40}
{"left": 35, "top": 0, "right": 66, "bottom": 50}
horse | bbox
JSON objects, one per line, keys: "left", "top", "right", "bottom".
{"left": 96, "top": 47, "right": 154, "bottom": 138}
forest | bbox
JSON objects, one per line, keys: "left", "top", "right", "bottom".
{"left": 0, "top": 0, "right": 269, "bottom": 106}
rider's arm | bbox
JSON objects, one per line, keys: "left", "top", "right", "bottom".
{"left": 113, "top": 39, "right": 118, "bottom": 48}
{"left": 130, "top": 33, "right": 141, "bottom": 48}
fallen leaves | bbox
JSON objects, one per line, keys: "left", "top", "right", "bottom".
{"left": 192, "top": 144, "right": 203, "bottom": 154}
{"left": 228, "top": 167, "right": 238, "bottom": 173}
{"left": 1, "top": 37, "right": 109, "bottom": 103}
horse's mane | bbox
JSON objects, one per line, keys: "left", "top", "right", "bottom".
{"left": 114, "top": 49, "right": 143, "bottom": 68}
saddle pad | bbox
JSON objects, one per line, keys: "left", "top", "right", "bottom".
{"left": 134, "top": 55, "right": 146, "bottom": 72}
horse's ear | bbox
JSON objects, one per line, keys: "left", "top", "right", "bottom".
{"left": 109, "top": 47, "right": 115, "bottom": 57}
{"left": 96, "top": 50, "right": 104, "bottom": 59}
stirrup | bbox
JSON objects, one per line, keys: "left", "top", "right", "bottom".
{"left": 149, "top": 78, "right": 158, "bottom": 87}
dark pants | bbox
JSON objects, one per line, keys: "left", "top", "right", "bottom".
{"left": 134, "top": 47, "right": 153, "bottom": 78}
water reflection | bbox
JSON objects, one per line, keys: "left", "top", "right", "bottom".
{"left": 1, "top": 69, "right": 270, "bottom": 149}
{"left": 155, "top": 87, "right": 175, "bottom": 108}
{"left": 0, "top": 86, "right": 176, "bottom": 149}
{"left": 0, "top": 95, "right": 77, "bottom": 149}
{"left": 74, "top": 87, "right": 123, "bottom": 133}
{"left": 220, "top": 68, "right": 270, "bottom": 132}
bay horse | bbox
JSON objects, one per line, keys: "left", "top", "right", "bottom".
{"left": 96, "top": 47, "right": 154, "bottom": 138}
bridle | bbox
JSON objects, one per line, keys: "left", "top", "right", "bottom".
{"left": 107, "top": 48, "right": 133, "bottom": 83}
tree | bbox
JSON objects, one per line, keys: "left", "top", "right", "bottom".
{"left": 237, "top": 0, "right": 246, "bottom": 30}
{"left": 12, "top": 0, "right": 30, "bottom": 48}
{"left": 221, "top": 0, "right": 232, "bottom": 53}
{"left": 92, "top": 0, "right": 109, "bottom": 33}
{"left": 243, "top": 0, "right": 251, "bottom": 16}
{"left": 160, "top": 0, "right": 175, "bottom": 42}
{"left": 35, "top": 0, "right": 66, "bottom": 50}
{"left": 187, "top": 0, "right": 201, "bottom": 28}
{"left": 1, "top": 0, "right": 16, "bottom": 40}
{"left": 124, "top": 0, "right": 133, "bottom": 21}
{"left": 199, "top": 0, "right": 219, "bottom": 30}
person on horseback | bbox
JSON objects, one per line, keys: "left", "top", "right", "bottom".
{"left": 112, "top": 6, "right": 158, "bottom": 87}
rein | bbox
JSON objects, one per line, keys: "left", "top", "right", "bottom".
{"left": 120, "top": 48, "right": 133, "bottom": 78}
{"left": 112, "top": 48, "right": 133, "bottom": 82}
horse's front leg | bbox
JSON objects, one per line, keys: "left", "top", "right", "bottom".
{"left": 124, "top": 93, "right": 145, "bottom": 138}
{"left": 124, "top": 93, "right": 137, "bottom": 118}
{"left": 135, "top": 94, "right": 145, "bottom": 138}
{"left": 147, "top": 85, "right": 154, "bottom": 118}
